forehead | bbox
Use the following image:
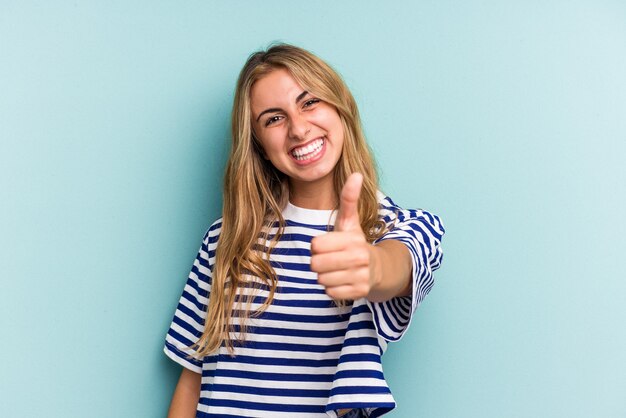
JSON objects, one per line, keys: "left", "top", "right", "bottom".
{"left": 250, "top": 68, "right": 305, "bottom": 110}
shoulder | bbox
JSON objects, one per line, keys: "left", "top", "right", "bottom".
{"left": 200, "top": 217, "right": 223, "bottom": 248}
{"left": 376, "top": 191, "right": 445, "bottom": 236}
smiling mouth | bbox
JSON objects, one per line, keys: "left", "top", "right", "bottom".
{"left": 290, "top": 138, "right": 325, "bottom": 161}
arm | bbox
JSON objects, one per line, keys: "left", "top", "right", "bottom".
{"left": 167, "top": 368, "right": 201, "bottom": 418}
{"left": 311, "top": 173, "right": 414, "bottom": 302}
{"left": 367, "top": 239, "right": 412, "bottom": 302}
{"left": 313, "top": 173, "right": 445, "bottom": 343}
{"left": 311, "top": 228, "right": 413, "bottom": 303}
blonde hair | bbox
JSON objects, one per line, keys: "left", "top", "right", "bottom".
{"left": 193, "top": 43, "right": 385, "bottom": 356}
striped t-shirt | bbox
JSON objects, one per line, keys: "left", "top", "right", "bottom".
{"left": 164, "top": 192, "right": 445, "bottom": 418}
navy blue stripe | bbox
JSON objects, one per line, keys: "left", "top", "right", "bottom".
{"left": 253, "top": 245, "right": 311, "bottom": 257}
{"left": 342, "top": 337, "right": 379, "bottom": 348}
{"left": 211, "top": 369, "right": 334, "bottom": 382}
{"left": 330, "top": 385, "right": 391, "bottom": 395}
{"left": 178, "top": 291, "right": 207, "bottom": 318}
{"left": 232, "top": 310, "right": 349, "bottom": 324}
{"left": 202, "top": 398, "right": 325, "bottom": 413}
{"left": 167, "top": 329, "right": 195, "bottom": 348}
{"left": 346, "top": 319, "right": 377, "bottom": 332}
{"left": 266, "top": 232, "right": 314, "bottom": 244}
{"left": 271, "top": 260, "right": 312, "bottom": 272}
{"left": 235, "top": 295, "right": 343, "bottom": 309}
{"left": 196, "top": 250, "right": 212, "bottom": 268}
{"left": 218, "top": 354, "right": 339, "bottom": 368}
{"left": 285, "top": 219, "right": 334, "bottom": 230}
{"left": 207, "top": 383, "right": 330, "bottom": 398}
{"left": 276, "top": 286, "right": 328, "bottom": 295}
{"left": 232, "top": 339, "right": 344, "bottom": 353}
{"left": 188, "top": 265, "right": 211, "bottom": 291}
{"left": 230, "top": 324, "right": 348, "bottom": 339}
{"left": 378, "top": 301, "right": 405, "bottom": 334}
{"left": 333, "top": 369, "right": 385, "bottom": 379}
{"left": 351, "top": 302, "right": 371, "bottom": 315}
{"left": 337, "top": 353, "right": 381, "bottom": 363}
{"left": 237, "top": 282, "right": 328, "bottom": 294}
{"left": 171, "top": 314, "right": 202, "bottom": 337}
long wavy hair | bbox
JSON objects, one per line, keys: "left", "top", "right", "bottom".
{"left": 193, "top": 44, "right": 386, "bottom": 356}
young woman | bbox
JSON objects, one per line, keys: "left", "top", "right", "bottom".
{"left": 164, "top": 44, "right": 445, "bottom": 418}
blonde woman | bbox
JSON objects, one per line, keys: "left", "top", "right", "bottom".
{"left": 164, "top": 44, "right": 445, "bottom": 418}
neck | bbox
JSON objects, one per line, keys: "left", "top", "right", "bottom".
{"left": 288, "top": 177, "right": 337, "bottom": 210}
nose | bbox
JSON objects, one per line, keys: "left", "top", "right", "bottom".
{"left": 287, "top": 113, "right": 311, "bottom": 141}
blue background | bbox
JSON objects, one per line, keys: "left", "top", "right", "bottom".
{"left": 1, "top": 1, "right": 625, "bottom": 417}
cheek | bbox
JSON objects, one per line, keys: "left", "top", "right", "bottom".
{"left": 258, "top": 135, "right": 285, "bottom": 160}
{"left": 332, "top": 118, "right": 345, "bottom": 144}
{"left": 327, "top": 110, "right": 344, "bottom": 137}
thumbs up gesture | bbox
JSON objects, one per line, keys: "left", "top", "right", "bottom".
{"left": 310, "top": 173, "right": 377, "bottom": 300}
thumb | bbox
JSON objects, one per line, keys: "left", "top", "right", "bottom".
{"left": 335, "top": 172, "right": 363, "bottom": 232}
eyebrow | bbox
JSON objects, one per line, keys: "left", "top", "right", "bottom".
{"left": 295, "top": 90, "right": 309, "bottom": 103}
{"left": 255, "top": 90, "right": 309, "bottom": 122}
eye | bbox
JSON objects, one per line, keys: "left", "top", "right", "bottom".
{"left": 265, "top": 115, "right": 283, "bottom": 127}
{"left": 303, "top": 98, "right": 320, "bottom": 108}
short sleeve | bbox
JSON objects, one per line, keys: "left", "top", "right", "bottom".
{"left": 367, "top": 197, "right": 445, "bottom": 342}
{"left": 163, "top": 220, "right": 221, "bottom": 372}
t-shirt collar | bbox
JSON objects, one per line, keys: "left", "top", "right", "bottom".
{"left": 282, "top": 201, "right": 338, "bottom": 225}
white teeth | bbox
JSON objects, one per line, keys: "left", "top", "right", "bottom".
{"left": 291, "top": 138, "right": 324, "bottom": 161}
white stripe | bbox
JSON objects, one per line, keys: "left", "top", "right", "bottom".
{"left": 327, "top": 378, "right": 387, "bottom": 387}
{"left": 222, "top": 346, "right": 343, "bottom": 361}
{"left": 240, "top": 301, "right": 348, "bottom": 316}
{"left": 204, "top": 391, "right": 328, "bottom": 406}
{"left": 334, "top": 361, "right": 384, "bottom": 372}
{"left": 210, "top": 363, "right": 337, "bottom": 376}
{"left": 327, "top": 393, "right": 394, "bottom": 404}
{"left": 167, "top": 322, "right": 200, "bottom": 344}
{"left": 207, "top": 376, "right": 334, "bottom": 390}
{"left": 224, "top": 331, "right": 346, "bottom": 346}
{"left": 198, "top": 405, "right": 329, "bottom": 418}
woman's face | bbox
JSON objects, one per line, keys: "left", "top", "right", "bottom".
{"left": 250, "top": 68, "right": 344, "bottom": 200}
